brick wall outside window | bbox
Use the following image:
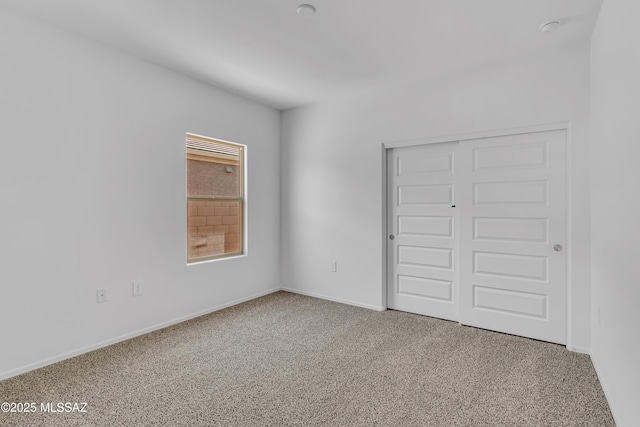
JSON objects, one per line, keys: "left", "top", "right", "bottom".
{"left": 187, "top": 199, "right": 241, "bottom": 258}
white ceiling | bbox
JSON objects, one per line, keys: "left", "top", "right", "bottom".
{"left": 1, "top": 0, "right": 602, "bottom": 110}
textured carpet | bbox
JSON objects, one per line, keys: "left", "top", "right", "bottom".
{"left": 0, "top": 291, "right": 614, "bottom": 426}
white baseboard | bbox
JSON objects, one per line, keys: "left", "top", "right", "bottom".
{"left": 0, "top": 287, "right": 282, "bottom": 381}
{"left": 566, "top": 343, "right": 590, "bottom": 354}
{"left": 590, "top": 351, "right": 622, "bottom": 427}
{"left": 281, "top": 287, "right": 386, "bottom": 312}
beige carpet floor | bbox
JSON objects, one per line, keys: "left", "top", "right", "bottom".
{"left": 0, "top": 291, "right": 614, "bottom": 426}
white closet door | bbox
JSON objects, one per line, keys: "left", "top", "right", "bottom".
{"left": 387, "top": 142, "right": 459, "bottom": 322}
{"left": 457, "top": 130, "right": 567, "bottom": 344}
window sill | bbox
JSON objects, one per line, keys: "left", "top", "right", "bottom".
{"left": 187, "top": 253, "right": 246, "bottom": 266}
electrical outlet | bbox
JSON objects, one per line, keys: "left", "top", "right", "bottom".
{"left": 133, "top": 280, "right": 143, "bottom": 296}
{"left": 330, "top": 261, "right": 337, "bottom": 272}
{"left": 97, "top": 288, "right": 107, "bottom": 303}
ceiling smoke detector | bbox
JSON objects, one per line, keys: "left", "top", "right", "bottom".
{"left": 540, "top": 21, "right": 560, "bottom": 33}
{"left": 297, "top": 4, "right": 316, "bottom": 17}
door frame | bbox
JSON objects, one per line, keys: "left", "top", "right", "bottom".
{"left": 381, "top": 121, "right": 577, "bottom": 350}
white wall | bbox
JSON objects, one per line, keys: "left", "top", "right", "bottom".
{"left": 0, "top": 7, "right": 281, "bottom": 379}
{"left": 590, "top": 1, "right": 640, "bottom": 425}
{"left": 282, "top": 45, "right": 592, "bottom": 350}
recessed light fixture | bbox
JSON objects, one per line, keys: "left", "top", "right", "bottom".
{"left": 297, "top": 4, "right": 316, "bottom": 17}
{"left": 540, "top": 21, "right": 560, "bottom": 33}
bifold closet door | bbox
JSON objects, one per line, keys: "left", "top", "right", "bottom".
{"left": 387, "top": 141, "right": 459, "bottom": 322}
{"left": 457, "top": 130, "right": 567, "bottom": 344}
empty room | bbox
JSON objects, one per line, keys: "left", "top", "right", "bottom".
{"left": 0, "top": 0, "right": 638, "bottom": 426}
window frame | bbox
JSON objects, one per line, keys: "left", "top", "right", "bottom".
{"left": 186, "top": 133, "right": 245, "bottom": 264}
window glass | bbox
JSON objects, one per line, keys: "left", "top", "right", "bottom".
{"left": 186, "top": 134, "right": 244, "bottom": 262}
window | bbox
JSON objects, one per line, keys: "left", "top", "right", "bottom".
{"left": 186, "top": 133, "right": 244, "bottom": 263}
